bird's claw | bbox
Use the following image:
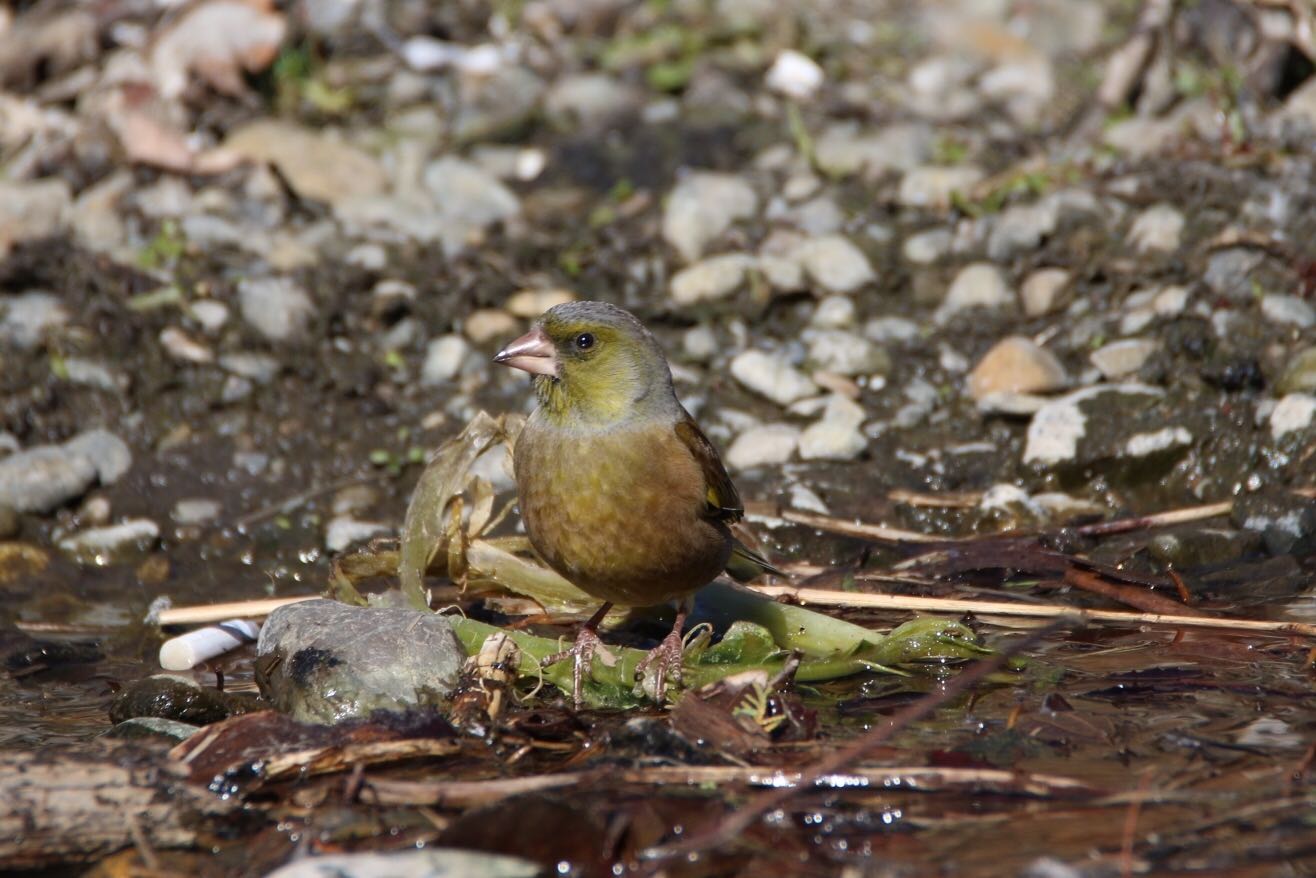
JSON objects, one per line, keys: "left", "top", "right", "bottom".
{"left": 542, "top": 626, "right": 614, "bottom": 709}
{"left": 635, "top": 625, "right": 687, "bottom": 705}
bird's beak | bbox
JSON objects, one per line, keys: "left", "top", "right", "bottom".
{"left": 493, "top": 326, "right": 558, "bottom": 377}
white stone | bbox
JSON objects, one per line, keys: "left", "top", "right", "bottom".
{"left": 238, "top": 277, "right": 314, "bottom": 341}
{"left": 0, "top": 291, "right": 68, "bottom": 350}
{"left": 669, "top": 254, "right": 755, "bottom": 305}
{"left": 663, "top": 172, "right": 758, "bottom": 263}
{"left": 765, "top": 49, "right": 824, "bottom": 100}
{"left": 325, "top": 516, "right": 390, "bottom": 553}
{"left": 936, "top": 263, "right": 1013, "bottom": 322}
{"left": 58, "top": 519, "right": 159, "bottom": 562}
{"left": 1128, "top": 203, "right": 1184, "bottom": 253}
{"left": 422, "top": 335, "right": 472, "bottom": 385}
{"left": 1270, "top": 393, "right": 1316, "bottom": 439}
{"left": 726, "top": 424, "right": 801, "bottom": 470}
{"left": 1090, "top": 338, "right": 1157, "bottom": 379}
{"left": 898, "top": 165, "right": 984, "bottom": 209}
{"left": 682, "top": 325, "right": 718, "bottom": 362}
{"left": 806, "top": 330, "right": 887, "bottom": 376}
{"left": 730, "top": 349, "right": 818, "bottom": 406}
{"left": 1020, "top": 268, "right": 1070, "bottom": 317}
{"left": 813, "top": 122, "right": 932, "bottom": 179}
{"left": 1261, "top": 294, "right": 1316, "bottom": 329}
{"left": 799, "top": 394, "right": 867, "bottom": 460}
{"left": 159, "top": 327, "right": 214, "bottom": 364}
{"left": 864, "top": 317, "right": 920, "bottom": 343}
{"left": 190, "top": 300, "right": 229, "bottom": 333}
{"left": 1024, "top": 385, "right": 1160, "bottom": 464}
{"left": 1125, "top": 426, "right": 1191, "bottom": 457}
{"left": 464, "top": 309, "right": 519, "bottom": 344}
{"left": 792, "top": 235, "right": 875, "bottom": 293}
{"left": 506, "top": 288, "right": 575, "bottom": 318}
{"left": 979, "top": 483, "right": 1043, "bottom": 515}
{"left": 173, "top": 499, "right": 222, "bottom": 524}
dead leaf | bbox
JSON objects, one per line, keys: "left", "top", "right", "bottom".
{"left": 150, "top": 0, "right": 286, "bottom": 99}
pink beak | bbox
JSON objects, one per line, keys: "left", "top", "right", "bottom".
{"left": 493, "top": 326, "right": 558, "bottom": 377}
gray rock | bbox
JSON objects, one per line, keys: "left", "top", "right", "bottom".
{"left": 1260, "top": 294, "right": 1315, "bottom": 329}
{"left": 0, "top": 291, "right": 68, "bottom": 349}
{"left": 864, "top": 316, "right": 920, "bottom": 343}
{"left": 102, "top": 717, "right": 201, "bottom": 743}
{"left": 264, "top": 849, "right": 539, "bottom": 878}
{"left": 662, "top": 172, "right": 758, "bottom": 263}
{"left": 792, "top": 235, "right": 875, "bottom": 293}
{"left": 903, "top": 228, "right": 953, "bottom": 264}
{"left": 224, "top": 121, "right": 388, "bottom": 206}
{"left": 219, "top": 352, "right": 281, "bottom": 383}
{"left": 238, "top": 277, "right": 315, "bottom": 341}
{"left": 190, "top": 300, "right": 230, "bottom": 333}
{"left": 730, "top": 350, "right": 818, "bottom": 405}
{"left": 419, "top": 157, "right": 522, "bottom": 257}
{"left": 810, "top": 295, "right": 856, "bottom": 329}
{"left": 986, "top": 200, "right": 1057, "bottom": 261}
{"left": 784, "top": 197, "right": 845, "bottom": 236}
{"left": 1203, "top": 248, "right": 1264, "bottom": 303}
{"left": 0, "top": 445, "right": 97, "bottom": 513}
{"left": 256, "top": 599, "right": 465, "bottom": 724}
{"left": 63, "top": 429, "right": 132, "bottom": 483}
{"left": 62, "top": 358, "right": 127, "bottom": 393}
{"left": 58, "top": 518, "right": 159, "bottom": 563}
{"left": 453, "top": 64, "right": 544, "bottom": 144}
{"left": 726, "top": 423, "right": 800, "bottom": 470}
{"left": 1233, "top": 491, "right": 1316, "bottom": 556}
{"left": 1024, "top": 384, "right": 1164, "bottom": 466}
{"left": 422, "top": 335, "right": 473, "bottom": 385}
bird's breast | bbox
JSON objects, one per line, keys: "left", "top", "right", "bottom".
{"left": 513, "top": 418, "right": 731, "bottom": 606}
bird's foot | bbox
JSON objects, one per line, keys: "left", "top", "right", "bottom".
{"left": 542, "top": 624, "right": 615, "bottom": 709}
{"left": 635, "top": 623, "right": 687, "bottom": 705}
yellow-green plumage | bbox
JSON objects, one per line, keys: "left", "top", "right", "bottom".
{"left": 498, "top": 300, "right": 767, "bottom": 609}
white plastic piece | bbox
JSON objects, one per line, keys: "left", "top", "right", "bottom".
{"left": 158, "top": 619, "right": 260, "bottom": 671}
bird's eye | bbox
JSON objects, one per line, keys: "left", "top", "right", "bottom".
{"left": 574, "top": 332, "right": 595, "bottom": 350}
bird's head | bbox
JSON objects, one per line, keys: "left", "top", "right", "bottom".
{"left": 493, "top": 301, "right": 676, "bottom": 426}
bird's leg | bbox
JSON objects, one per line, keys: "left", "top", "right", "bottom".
{"left": 635, "top": 599, "right": 690, "bottom": 704}
{"left": 541, "top": 602, "right": 613, "bottom": 709}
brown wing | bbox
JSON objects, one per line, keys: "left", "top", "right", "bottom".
{"left": 674, "top": 413, "right": 743, "bottom": 524}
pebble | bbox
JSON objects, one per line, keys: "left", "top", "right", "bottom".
{"left": 238, "top": 278, "right": 314, "bottom": 342}
{"left": 726, "top": 424, "right": 800, "bottom": 470}
{"left": 1023, "top": 385, "right": 1161, "bottom": 465}
{"left": 257, "top": 599, "right": 464, "bottom": 724}
{"left": 903, "top": 228, "right": 953, "bottom": 265}
{"left": 421, "top": 335, "right": 472, "bottom": 385}
{"left": 506, "top": 288, "right": 576, "bottom": 318}
{"left": 662, "top": 172, "right": 758, "bottom": 263}
{"left": 799, "top": 394, "right": 868, "bottom": 461}
{"left": 669, "top": 253, "right": 755, "bottom": 305}
{"left": 189, "top": 300, "right": 229, "bottom": 333}
{"left": 264, "top": 849, "right": 539, "bottom": 878}
{"left": 159, "top": 327, "right": 214, "bottom": 364}
{"left": 1127, "top": 203, "right": 1184, "bottom": 253}
{"left": 784, "top": 197, "right": 845, "bottom": 236}
{"left": 765, "top": 49, "right": 824, "bottom": 100}
{"left": 730, "top": 349, "right": 819, "bottom": 405}
{"left": 464, "top": 309, "right": 520, "bottom": 344}
{"left": 0, "top": 179, "right": 72, "bottom": 253}
{"left": 1090, "top": 338, "right": 1157, "bottom": 379}
{"left": 936, "top": 263, "right": 1013, "bottom": 322}
{"left": 0, "top": 291, "right": 68, "bottom": 349}
{"left": 682, "top": 325, "right": 719, "bottom": 362}
{"left": 986, "top": 200, "right": 1058, "bottom": 261}
{"left": 64, "top": 429, "right": 133, "bottom": 483}
{"left": 810, "top": 296, "right": 856, "bottom": 329}
{"left": 545, "top": 73, "right": 640, "bottom": 127}
{"left": 792, "top": 235, "right": 875, "bottom": 293}
{"left": 1124, "top": 426, "right": 1192, "bottom": 457}
{"left": 806, "top": 330, "right": 890, "bottom": 376}
{"left": 1270, "top": 393, "right": 1316, "bottom": 439}
{"left": 813, "top": 123, "right": 932, "bottom": 179}
{"left": 63, "top": 358, "right": 126, "bottom": 393}
{"left": 967, "top": 337, "right": 1067, "bottom": 400}
{"left": 421, "top": 156, "right": 522, "bottom": 256}
{"left": 898, "top": 165, "right": 984, "bottom": 209}
{"left": 1203, "top": 248, "right": 1264, "bottom": 304}
{"left": 0, "top": 446, "right": 97, "bottom": 514}
{"left": 1277, "top": 347, "right": 1316, "bottom": 395}
{"left": 172, "top": 499, "right": 222, "bottom": 525}
{"left": 325, "top": 516, "right": 391, "bottom": 553}
{"left": 1260, "top": 294, "right": 1315, "bottom": 329}
{"left": 1020, "top": 268, "right": 1070, "bottom": 317}
{"left": 58, "top": 519, "right": 159, "bottom": 564}
{"left": 224, "top": 121, "right": 388, "bottom": 205}
{"left": 219, "top": 352, "right": 280, "bottom": 383}
{"left": 864, "top": 316, "right": 920, "bottom": 343}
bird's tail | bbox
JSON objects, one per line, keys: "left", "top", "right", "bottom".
{"left": 724, "top": 539, "right": 785, "bottom": 581}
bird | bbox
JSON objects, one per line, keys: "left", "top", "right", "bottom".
{"left": 493, "top": 300, "right": 777, "bottom": 707}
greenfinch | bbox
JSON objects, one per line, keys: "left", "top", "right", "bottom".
{"left": 494, "top": 301, "right": 775, "bottom": 706}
